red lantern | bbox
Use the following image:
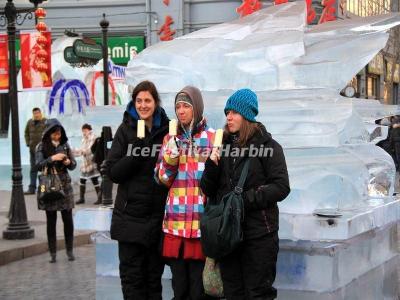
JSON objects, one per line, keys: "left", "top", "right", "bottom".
{"left": 36, "top": 49, "right": 48, "bottom": 59}
{"left": 35, "top": 8, "right": 47, "bottom": 19}
{"left": 36, "top": 34, "right": 48, "bottom": 46}
{"left": 36, "top": 22, "right": 47, "bottom": 32}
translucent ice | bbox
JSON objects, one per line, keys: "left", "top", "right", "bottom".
{"left": 126, "top": 2, "right": 400, "bottom": 93}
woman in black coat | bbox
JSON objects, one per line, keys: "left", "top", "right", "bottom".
{"left": 200, "top": 89, "right": 290, "bottom": 300}
{"left": 106, "top": 80, "right": 169, "bottom": 300}
{"left": 35, "top": 118, "right": 77, "bottom": 263}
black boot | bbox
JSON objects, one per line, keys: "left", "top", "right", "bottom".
{"left": 67, "top": 250, "right": 75, "bottom": 261}
{"left": 49, "top": 253, "right": 56, "bottom": 263}
{"left": 75, "top": 185, "right": 85, "bottom": 204}
{"left": 94, "top": 186, "right": 102, "bottom": 205}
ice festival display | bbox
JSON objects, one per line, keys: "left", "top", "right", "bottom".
{"left": 0, "top": 36, "right": 130, "bottom": 190}
{"left": 74, "top": 2, "right": 400, "bottom": 299}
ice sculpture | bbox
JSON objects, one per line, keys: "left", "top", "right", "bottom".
{"left": 128, "top": 1, "right": 400, "bottom": 298}
{"left": 0, "top": 36, "right": 131, "bottom": 190}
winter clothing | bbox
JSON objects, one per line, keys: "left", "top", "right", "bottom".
{"left": 118, "top": 242, "right": 164, "bottom": 300}
{"left": 155, "top": 86, "right": 214, "bottom": 300}
{"left": 75, "top": 130, "right": 100, "bottom": 174}
{"left": 176, "top": 92, "right": 193, "bottom": 107}
{"left": 168, "top": 258, "right": 210, "bottom": 300}
{"left": 25, "top": 117, "right": 47, "bottom": 152}
{"left": 219, "top": 232, "right": 279, "bottom": 300}
{"left": 224, "top": 89, "right": 258, "bottom": 122}
{"left": 156, "top": 119, "right": 215, "bottom": 239}
{"left": 391, "top": 125, "right": 400, "bottom": 170}
{"left": 74, "top": 130, "right": 101, "bottom": 204}
{"left": 106, "top": 101, "right": 169, "bottom": 300}
{"left": 201, "top": 124, "right": 290, "bottom": 239}
{"left": 200, "top": 123, "right": 289, "bottom": 299}
{"left": 175, "top": 86, "right": 205, "bottom": 129}
{"left": 107, "top": 103, "right": 169, "bottom": 245}
{"left": 25, "top": 117, "right": 46, "bottom": 191}
{"left": 162, "top": 234, "right": 205, "bottom": 260}
{"left": 35, "top": 119, "right": 77, "bottom": 211}
{"left": 36, "top": 119, "right": 76, "bottom": 262}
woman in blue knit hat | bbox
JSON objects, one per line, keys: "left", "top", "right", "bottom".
{"left": 200, "top": 88, "right": 290, "bottom": 300}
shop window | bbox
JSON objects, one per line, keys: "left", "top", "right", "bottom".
{"left": 367, "top": 76, "right": 379, "bottom": 99}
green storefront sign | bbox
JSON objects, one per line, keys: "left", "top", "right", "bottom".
{"left": 93, "top": 36, "right": 145, "bottom": 65}
{"left": 14, "top": 36, "right": 144, "bottom": 67}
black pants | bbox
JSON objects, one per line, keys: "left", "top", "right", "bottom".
{"left": 168, "top": 257, "right": 216, "bottom": 300}
{"left": 118, "top": 242, "right": 165, "bottom": 300}
{"left": 219, "top": 232, "right": 279, "bottom": 300}
{"left": 29, "top": 150, "right": 38, "bottom": 189}
{"left": 45, "top": 209, "right": 74, "bottom": 254}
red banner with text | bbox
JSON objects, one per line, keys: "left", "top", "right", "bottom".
{"left": 0, "top": 34, "right": 9, "bottom": 93}
{"left": 20, "top": 31, "right": 52, "bottom": 90}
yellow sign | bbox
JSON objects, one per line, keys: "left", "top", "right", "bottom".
{"left": 368, "top": 54, "right": 384, "bottom": 75}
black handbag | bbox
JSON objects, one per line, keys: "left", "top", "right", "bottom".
{"left": 200, "top": 159, "right": 250, "bottom": 260}
{"left": 38, "top": 166, "right": 65, "bottom": 202}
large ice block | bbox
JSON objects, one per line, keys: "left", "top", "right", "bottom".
{"left": 279, "top": 198, "right": 400, "bottom": 241}
{"left": 275, "top": 222, "right": 399, "bottom": 291}
{"left": 277, "top": 254, "right": 399, "bottom": 300}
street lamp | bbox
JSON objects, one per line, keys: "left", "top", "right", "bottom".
{"left": 98, "top": 15, "right": 113, "bottom": 206}
{"left": 1, "top": 0, "right": 35, "bottom": 240}
{"left": 100, "top": 13, "right": 109, "bottom": 106}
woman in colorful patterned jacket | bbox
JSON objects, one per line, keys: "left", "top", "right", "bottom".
{"left": 155, "top": 86, "right": 215, "bottom": 300}
{"left": 74, "top": 123, "right": 102, "bottom": 205}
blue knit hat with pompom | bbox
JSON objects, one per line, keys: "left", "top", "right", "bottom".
{"left": 224, "top": 88, "right": 258, "bottom": 122}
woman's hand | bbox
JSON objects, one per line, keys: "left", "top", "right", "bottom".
{"left": 51, "top": 153, "right": 66, "bottom": 162}
{"left": 210, "top": 147, "right": 220, "bottom": 166}
{"left": 166, "top": 137, "right": 179, "bottom": 159}
{"left": 63, "top": 158, "right": 71, "bottom": 166}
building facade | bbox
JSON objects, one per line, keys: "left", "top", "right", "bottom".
{"left": 345, "top": 0, "right": 400, "bottom": 104}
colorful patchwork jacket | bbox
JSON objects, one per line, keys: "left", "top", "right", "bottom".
{"left": 155, "top": 120, "right": 215, "bottom": 239}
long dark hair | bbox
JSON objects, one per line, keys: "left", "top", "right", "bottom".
{"left": 131, "top": 80, "right": 161, "bottom": 107}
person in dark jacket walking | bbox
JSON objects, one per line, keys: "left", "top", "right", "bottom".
{"left": 24, "top": 107, "right": 46, "bottom": 194}
{"left": 106, "top": 81, "right": 169, "bottom": 300}
{"left": 35, "top": 118, "right": 77, "bottom": 263}
{"left": 200, "top": 89, "right": 290, "bottom": 300}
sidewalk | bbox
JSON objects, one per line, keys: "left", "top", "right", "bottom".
{"left": 0, "top": 184, "right": 103, "bottom": 266}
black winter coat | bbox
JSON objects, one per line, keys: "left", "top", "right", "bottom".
{"left": 35, "top": 119, "right": 76, "bottom": 211}
{"left": 106, "top": 105, "right": 169, "bottom": 247}
{"left": 200, "top": 124, "right": 290, "bottom": 240}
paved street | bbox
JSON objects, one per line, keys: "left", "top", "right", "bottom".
{"left": 0, "top": 243, "right": 174, "bottom": 300}
{"left": 0, "top": 244, "right": 96, "bottom": 300}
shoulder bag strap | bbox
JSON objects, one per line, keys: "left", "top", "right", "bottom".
{"left": 234, "top": 159, "right": 250, "bottom": 194}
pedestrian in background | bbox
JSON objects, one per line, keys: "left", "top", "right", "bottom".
{"left": 74, "top": 123, "right": 102, "bottom": 205}
{"left": 155, "top": 86, "right": 215, "bottom": 300}
{"left": 200, "top": 89, "right": 290, "bottom": 300}
{"left": 106, "top": 81, "right": 169, "bottom": 300}
{"left": 24, "top": 107, "right": 46, "bottom": 195}
{"left": 35, "top": 119, "right": 77, "bottom": 263}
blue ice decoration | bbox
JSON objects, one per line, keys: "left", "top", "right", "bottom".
{"left": 48, "top": 79, "right": 90, "bottom": 114}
